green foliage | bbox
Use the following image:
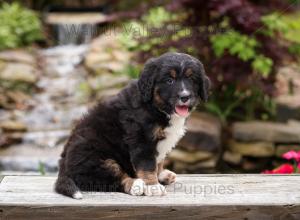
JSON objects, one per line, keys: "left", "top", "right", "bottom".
{"left": 205, "top": 85, "right": 276, "bottom": 124}
{"left": 118, "top": 7, "right": 174, "bottom": 52}
{"left": 289, "top": 43, "right": 300, "bottom": 55}
{"left": 210, "top": 30, "right": 273, "bottom": 77}
{"left": 38, "top": 161, "right": 46, "bottom": 176}
{"left": 211, "top": 31, "right": 258, "bottom": 61}
{"left": 261, "top": 13, "right": 289, "bottom": 37}
{"left": 281, "top": 12, "right": 300, "bottom": 43}
{"left": 206, "top": 12, "right": 298, "bottom": 122}
{"left": 252, "top": 55, "right": 273, "bottom": 77}
{"left": 205, "top": 96, "right": 242, "bottom": 125}
{"left": 290, "top": 0, "right": 300, "bottom": 4}
{"left": 122, "top": 64, "right": 141, "bottom": 79}
{"left": 117, "top": 4, "right": 299, "bottom": 123}
{"left": 119, "top": 22, "right": 143, "bottom": 51}
{"left": 0, "top": 81, "right": 33, "bottom": 93}
{"left": 78, "top": 81, "right": 92, "bottom": 101}
{"left": 142, "top": 6, "right": 173, "bottom": 27}
{"left": 0, "top": 3, "right": 43, "bottom": 50}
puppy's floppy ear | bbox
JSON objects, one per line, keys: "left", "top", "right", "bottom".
{"left": 198, "top": 63, "right": 211, "bottom": 102}
{"left": 200, "top": 76, "right": 211, "bottom": 102}
{"left": 138, "top": 58, "right": 158, "bottom": 102}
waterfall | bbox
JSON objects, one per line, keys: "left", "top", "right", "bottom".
{"left": 56, "top": 23, "right": 97, "bottom": 45}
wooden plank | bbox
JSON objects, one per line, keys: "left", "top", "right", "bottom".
{"left": 0, "top": 175, "right": 300, "bottom": 220}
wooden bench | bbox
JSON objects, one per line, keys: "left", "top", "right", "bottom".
{"left": 0, "top": 174, "right": 299, "bottom": 219}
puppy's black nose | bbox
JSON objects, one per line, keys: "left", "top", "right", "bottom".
{"left": 180, "top": 95, "right": 190, "bottom": 103}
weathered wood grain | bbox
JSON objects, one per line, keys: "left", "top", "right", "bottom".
{"left": 0, "top": 175, "right": 300, "bottom": 220}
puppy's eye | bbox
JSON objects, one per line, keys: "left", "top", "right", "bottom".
{"left": 166, "top": 78, "right": 174, "bottom": 85}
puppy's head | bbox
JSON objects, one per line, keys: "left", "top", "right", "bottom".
{"left": 138, "top": 52, "right": 211, "bottom": 117}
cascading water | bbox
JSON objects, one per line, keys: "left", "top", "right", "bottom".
{"left": 56, "top": 23, "right": 97, "bottom": 45}
{"left": 24, "top": 15, "right": 99, "bottom": 142}
{"left": 30, "top": 11, "right": 102, "bottom": 135}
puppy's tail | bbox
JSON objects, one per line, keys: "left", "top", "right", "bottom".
{"left": 55, "top": 175, "right": 82, "bottom": 199}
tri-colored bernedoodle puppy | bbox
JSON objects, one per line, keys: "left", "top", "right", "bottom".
{"left": 55, "top": 52, "right": 210, "bottom": 199}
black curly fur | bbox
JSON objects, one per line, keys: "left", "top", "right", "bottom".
{"left": 55, "top": 52, "right": 210, "bottom": 198}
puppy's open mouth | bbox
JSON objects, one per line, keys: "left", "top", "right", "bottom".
{"left": 175, "top": 105, "right": 189, "bottom": 117}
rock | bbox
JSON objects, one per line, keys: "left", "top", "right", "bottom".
{"left": 0, "top": 132, "right": 23, "bottom": 148}
{"left": 0, "top": 60, "right": 5, "bottom": 71}
{"left": 0, "top": 92, "right": 11, "bottom": 109}
{"left": 22, "top": 130, "right": 70, "bottom": 148}
{"left": 86, "top": 60, "right": 126, "bottom": 74}
{"left": 233, "top": 121, "right": 300, "bottom": 143}
{"left": 276, "top": 66, "right": 300, "bottom": 96}
{"left": 242, "top": 157, "right": 270, "bottom": 171}
{"left": 112, "top": 50, "right": 131, "bottom": 63}
{"left": 0, "top": 129, "right": 5, "bottom": 147}
{"left": 276, "top": 95, "right": 300, "bottom": 122}
{"left": 6, "top": 90, "right": 33, "bottom": 110}
{"left": 84, "top": 34, "right": 132, "bottom": 74}
{"left": 223, "top": 151, "right": 242, "bottom": 165}
{"left": 23, "top": 104, "right": 87, "bottom": 131}
{"left": 97, "top": 88, "right": 122, "bottom": 100}
{"left": 0, "top": 144, "right": 62, "bottom": 172}
{"left": 227, "top": 140, "right": 275, "bottom": 157}
{"left": 0, "top": 120, "right": 27, "bottom": 132}
{"left": 173, "top": 158, "right": 217, "bottom": 173}
{"left": 0, "top": 109, "right": 11, "bottom": 121}
{"left": 0, "top": 63, "right": 38, "bottom": 84}
{"left": 275, "top": 145, "right": 300, "bottom": 157}
{"left": 168, "top": 149, "right": 214, "bottom": 164}
{"left": 45, "top": 12, "right": 107, "bottom": 25}
{"left": 287, "top": 119, "right": 300, "bottom": 127}
{"left": 178, "top": 112, "right": 222, "bottom": 152}
{"left": 89, "top": 34, "right": 123, "bottom": 52}
{"left": 88, "top": 74, "right": 130, "bottom": 91}
{"left": 84, "top": 52, "right": 111, "bottom": 67}
{"left": 0, "top": 50, "right": 36, "bottom": 65}
{"left": 275, "top": 66, "right": 300, "bottom": 121}
{"left": 0, "top": 90, "right": 33, "bottom": 110}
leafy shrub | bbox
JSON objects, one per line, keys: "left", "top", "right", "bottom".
{"left": 118, "top": 7, "right": 174, "bottom": 52}
{"left": 0, "top": 3, "right": 43, "bottom": 50}
{"left": 281, "top": 11, "right": 300, "bottom": 43}
{"left": 211, "top": 31, "right": 258, "bottom": 60}
{"left": 122, "top": 64, "right": 141, "bottom": 79}
{"left": 210, "top": 30, "right": 273, "bottom": 77}
{"left": 289, "top": 43, "right": 300, "bottom": 55}
{"left": 261, "top": 13, "right": 289, "bottom": 37}
{"left": 116, "top": 1, "right": 299, "bottom": 122}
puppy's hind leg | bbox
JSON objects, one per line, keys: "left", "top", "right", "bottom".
{"left": 102, "top": 159, "right": 144, "bottom": 196}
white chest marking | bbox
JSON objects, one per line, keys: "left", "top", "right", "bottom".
{"left": 156, "top": 114, "right": 186, "bottom": 162}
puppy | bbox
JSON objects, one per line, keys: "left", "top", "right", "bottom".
{"left": 55, "top": 52, "right": 210, "bottom": 199}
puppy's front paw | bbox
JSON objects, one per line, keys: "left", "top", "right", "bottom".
{"left": 158, "top": 169, "right": 176, "bottom": 185}
{"left": 129, "top": 178, "right": 145, "bottom": 196}
{"left": 144, "top": 183, "right": 166, "bottom": 196}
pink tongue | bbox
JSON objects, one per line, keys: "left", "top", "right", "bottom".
{"left": 175, "top": 106, "right": 189, "bottom": 117}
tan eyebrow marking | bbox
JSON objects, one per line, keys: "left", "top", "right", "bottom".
{"left": 185, "top": 68, "right": 193, "bottom": 77}
{"left": 170, "top": 69, "right": 177, "bottom": 78}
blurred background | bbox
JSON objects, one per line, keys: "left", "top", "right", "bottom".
{"left": 0, "top": 0, "right": 300, "bottom": 175}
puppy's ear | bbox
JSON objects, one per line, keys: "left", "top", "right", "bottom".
{"left": 198, "top": 64, "right": 211, "bottom": 102}
{"left": 199, "top": 76, "right": 211, "bottom": 102}
{"left": 138, "top": 58, "right": 158, "bottom": 102}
